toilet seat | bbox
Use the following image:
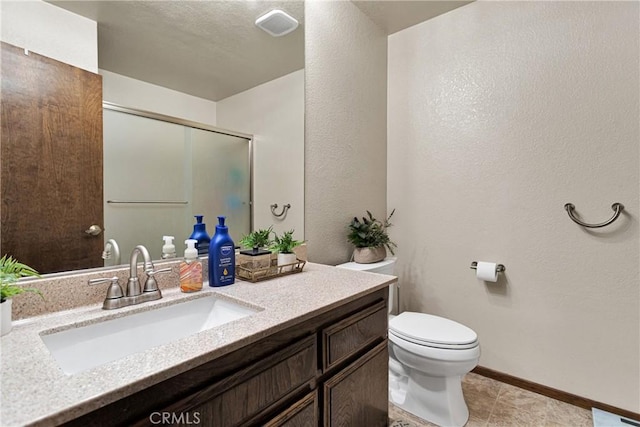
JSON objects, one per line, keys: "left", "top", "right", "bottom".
{"left": 389, "top": 330, "right": 480, "bottom": 362}
{"left": 389, "top": 312, "right": 478, "bottom": 350}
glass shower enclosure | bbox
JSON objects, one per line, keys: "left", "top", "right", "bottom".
{"left": 103, "top": 104, "right": 252, "bottom": 262}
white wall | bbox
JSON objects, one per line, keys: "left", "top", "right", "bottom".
{"left": 0, "top": 0, "right": 97, "bottom": 72}
{"left": 388, "top": 1, "right": 639, "bottom": 412}
{"left": 305, "top": 1, "right": 388, "bottom": 265}
{"left": 101, "top": 70, "right": 216, "bottom": 126}
{"left": 217, "top": 70, "right": 305, "bottom": 240}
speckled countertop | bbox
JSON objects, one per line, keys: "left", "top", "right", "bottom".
{"left": 0, "top": 263, "right": 395, "bottom": 427}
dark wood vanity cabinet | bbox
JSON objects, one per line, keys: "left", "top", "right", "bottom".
{"left": 64, "top": 288, "right": 388, "bottom": 427}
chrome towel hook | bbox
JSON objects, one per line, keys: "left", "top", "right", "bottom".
{"left": 270, "top": 203, "right": 291, "bottom": 218}
{"left": 564, "top": 203, "right": 624, "bottom": 228}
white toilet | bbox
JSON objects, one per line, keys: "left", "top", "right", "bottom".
{"left": 337, "top": 258, "right": 480, "bottom": 427}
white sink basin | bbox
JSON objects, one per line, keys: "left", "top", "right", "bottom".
{"left": 40, "top": 294, "right": 260, "bottom": 375}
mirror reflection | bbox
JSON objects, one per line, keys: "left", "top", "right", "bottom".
{"left": 103, "top": 106, "right": 252, "bottom": 262}
{"left": 0, "top": 1, "right": 305, "bottom": 275}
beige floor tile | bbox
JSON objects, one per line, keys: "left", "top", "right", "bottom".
{"left": 465, "top": 415, "right": 488, "bottom": 427}
{"left": 464, "top": 389, "right": 498, "bottom": 422}
{"left": 389, "top": 403, "right": 438, "bottom": 427}
{"left": 486, "top": 382, "right": 551, "bottom": 426}
{"left": 486, "top": 399, "right": 548, "bottom": 427}
{"left": 390, "top": 375, "right": 592, "bottom": 427}
{"left": 496, "top": 382, "right": 550, "bottom": 411}
{"left": 541, "top": 399, "right": 592, "bottom": 427}
{"left": 390, "top": 400, "right": 486, "bottom": 427}
{"left": 463, "top": 373, "right": 502, "bottom": 400}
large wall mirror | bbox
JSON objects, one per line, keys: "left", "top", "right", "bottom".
{"left": 1, "top": 1, "right": 304, "bottom": 275}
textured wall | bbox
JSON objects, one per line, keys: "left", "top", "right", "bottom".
{"left": 388, "top": 1, "right": 639, "bottom": 411}
{"left": 217, "top": 70, "right": 305, "bottom": 240}
{"left": 305, "top": 1, "right": 388, "bottom": 265}
{"left": 0, "top": 0, "right": 97, "bottom": 72}
{"left": 101, "top": 70, "right": 217, "bottom": 126}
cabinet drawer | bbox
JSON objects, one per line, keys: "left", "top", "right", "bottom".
{"left": 264, "top": 391, "right": 318, "bottom": 427}
{"left": 157, "top": 335, "right": 317, "bottom": 427}
{"left": 322, "top": 300, "right": 387, "bottom": 371}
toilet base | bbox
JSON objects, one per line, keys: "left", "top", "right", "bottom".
{"left": 389, "top": 370, "right": 469, "bottom": 427}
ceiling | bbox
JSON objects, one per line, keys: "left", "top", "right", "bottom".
{"left": 49, "top": 1, "right": 471, "bottom": 102}
{"left": 353, "top": 1, "right": 473, "bottom": 35}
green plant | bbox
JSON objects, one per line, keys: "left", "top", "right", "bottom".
{"left": 347, "top": 209, "right": 397, "bottom": 255}
{"left": 239, "top": 226, "right": 273, "bottom": 249}
{"left": 269, "top": 230, "right": 302, "bottom": 254}
{"left": 0, "top": 255, "right": 42, "bottom": 303}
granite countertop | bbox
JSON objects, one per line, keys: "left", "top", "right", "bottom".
{"left": 0, "top": 263, "right": 395, "bottom": 427}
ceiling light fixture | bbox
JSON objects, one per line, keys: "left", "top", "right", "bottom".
{"left": 255, "top": 9, "right": 299, "bottom": 37}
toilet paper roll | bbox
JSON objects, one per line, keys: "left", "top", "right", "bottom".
{"left": 476, "top": 262, "right": 498, "bottom": 282}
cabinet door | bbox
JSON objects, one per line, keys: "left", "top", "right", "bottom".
{"left": 323, "top": 341, "right": 388, "bottom": 427}
{"left": 264, "top": 391, "right": 318, "bottom": 427}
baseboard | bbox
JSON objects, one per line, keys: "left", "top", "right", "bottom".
{"left": 472, "top": 366, "right": 640, "bottom": 421}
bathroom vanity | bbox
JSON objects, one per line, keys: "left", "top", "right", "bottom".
{"left": 0, "top": 263, "right": 394, "bottom": 427}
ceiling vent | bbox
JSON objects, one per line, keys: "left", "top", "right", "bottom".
{"left": 255, "top": 10, "right": 299, "bottom": 37}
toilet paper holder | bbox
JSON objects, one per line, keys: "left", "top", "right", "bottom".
{"left": 470, "top": 262, "right": 505, "bottom": 273}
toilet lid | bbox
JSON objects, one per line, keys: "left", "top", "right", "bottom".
{"left": 389, "top": 312, "right": 478, "bottom": 349}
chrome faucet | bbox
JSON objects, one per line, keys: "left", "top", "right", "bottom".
{"left": 102, "top": 239, "right": 121, "bottom": 265}
{"left": 126, "top": 245, "right": 155, "bottom": 297}
{"left": 89, "top": 245, "right": 172, "bottom": 310}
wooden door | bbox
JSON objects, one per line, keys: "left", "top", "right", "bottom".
{"left": 1, "top": 42, "right": 103, "bottom": 274}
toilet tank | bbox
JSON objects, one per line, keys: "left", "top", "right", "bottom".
{"left": 336, "top": 258, "right": 397, "bottom": 314}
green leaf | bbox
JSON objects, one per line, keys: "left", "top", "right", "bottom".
{"left": 269, "top": 230, "right": 302, "bottom": 254}
{"left": 0, "top": 255, "right": 43, "bottom": 302}
{"left": 346, "top": 210, "right": 397, "bottom": 253}
{"left": 239, "top": 226, "right": 274, "bottom": 249}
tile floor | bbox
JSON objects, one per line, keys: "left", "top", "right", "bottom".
{"left": 389, "top": 373, "right": 593, "bottom": 427}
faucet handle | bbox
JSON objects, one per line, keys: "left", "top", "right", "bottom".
{"left": 143, "top": 267, "right": 173, "bottom": 292}
{"left": 88, "top": 276, "right": 124, "bottom": 299}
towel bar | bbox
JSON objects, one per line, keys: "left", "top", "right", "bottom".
{"left": 564, "top": 203, "right": 624, "bottom": 228}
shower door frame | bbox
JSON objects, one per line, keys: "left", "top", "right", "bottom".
{"left": 103, "top": 101, "right": 254, "bottom": 239}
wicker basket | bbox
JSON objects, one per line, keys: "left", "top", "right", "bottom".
{"left": 236, "top": 258, "right": 306, "bottom": 283}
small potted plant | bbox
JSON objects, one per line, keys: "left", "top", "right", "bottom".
{"left": 347, "top": 209, "right": 397, "bottom": 264}
{"left": 270, "top": 230, "right": 302, "bottom": 271}
{"left": 239, "top": 226, "right": 273, "bottom": 250}
{"left": 238, "top": 227, "right": 274, "bottom": 270}
{"left": 0, "top": 255, "right": 42, "bottom": 336}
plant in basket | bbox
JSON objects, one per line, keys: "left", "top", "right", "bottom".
{"left": 347, "top": 209, "right": 396, "bottom": 264}
{"left": 270, "top": 230, "right": 303, "bottom": 272}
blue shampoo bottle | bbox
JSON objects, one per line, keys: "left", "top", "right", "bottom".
{"left": 208, "top": 216, "right": 235, "bottom": 286}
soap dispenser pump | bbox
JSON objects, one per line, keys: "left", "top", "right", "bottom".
{"left": 180, "top": 239, "right": 203, "bottom": 293}
{"left": 189, "top": 215, "right": 210, "bottom": 256}
{"left": 161, "top": 235, "right": 176, "bottom": 259}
